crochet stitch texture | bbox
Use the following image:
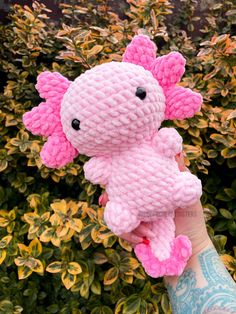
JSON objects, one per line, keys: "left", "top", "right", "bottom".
{"left": 23, "top": 35, "right": 203, "bottom": 277}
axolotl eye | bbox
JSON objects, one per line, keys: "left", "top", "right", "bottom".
{"left": 71, "top": 119, "right": 80, "bottom": 131}
{"left": 135, "top": 87, "right": 146, "bottom": 100}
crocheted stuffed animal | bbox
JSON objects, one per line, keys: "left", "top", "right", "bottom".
{"left": 23, "top": 35, "right": 202, "bottom": 277}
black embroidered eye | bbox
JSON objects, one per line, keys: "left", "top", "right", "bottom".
{"left": 71, "top": 119, "right": 80, "bottom": 131}
{"left": 135, "top": 87, "right": 146, "bottom": 100}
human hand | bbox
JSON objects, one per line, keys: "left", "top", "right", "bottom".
{"left": 172, "top": 153, "right": 211, "bottom": 256}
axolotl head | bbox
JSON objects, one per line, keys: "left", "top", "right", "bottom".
{"left": 23, "top": 35, "right": 202, "bottom": 168}
{"left": 61, "top": 61, "right": 165, "bottom": 156}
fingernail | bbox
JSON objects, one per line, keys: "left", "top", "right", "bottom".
{"left": 99, "top": 192, "right": 109, "bottom": 206}
{"left": 142, "top": 238, "right": 150, "bottom": 245}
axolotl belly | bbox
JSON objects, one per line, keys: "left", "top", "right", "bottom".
{"left": 106, "top": 142, "right": 179, "bottom": 221}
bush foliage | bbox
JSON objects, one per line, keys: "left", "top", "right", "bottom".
{"left": 0, "top": 1, "right": 235, "bottom": 313}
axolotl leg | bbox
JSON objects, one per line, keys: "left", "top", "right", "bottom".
{"left": 104, "top": 201, "right": 140, "bottom": 236}
{"left": 172, "top": 171, "right": 202, "bottom": 208}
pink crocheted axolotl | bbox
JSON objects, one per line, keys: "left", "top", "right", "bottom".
{"left": 23, "top": 35, "right": 202, "bottom": 278}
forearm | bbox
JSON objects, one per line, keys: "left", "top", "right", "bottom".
{"left": 165, "top": 237, "right": 236, "bottom": 313}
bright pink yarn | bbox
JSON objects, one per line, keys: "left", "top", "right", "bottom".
{"left": 23, "top": 35, "right": 203, "bottom": 277}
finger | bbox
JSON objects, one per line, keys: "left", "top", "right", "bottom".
{"left": 119, "top": 232, "right": 143, "bottom": 245}
{"left": 175, "top": 152, "right": 189, "bottom": 172}
{"left": 134, "top": 224, "right": 155, "bottom": 238}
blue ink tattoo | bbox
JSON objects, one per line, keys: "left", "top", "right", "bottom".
{"left": 167, "top": 248, "right": 236, "bottom": 314}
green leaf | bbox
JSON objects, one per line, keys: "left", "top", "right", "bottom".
{"left": 214, "top": 220, "right": 228, "bottom": 232}
{"left": 161, "top": 293, "right": 171, "bottom": 314}
{"left": 224, "top": 188, "right": 236, "bottom": 199}
{"left": 123, "top": 295, "right": 141, "bottom": 314}
{"left": 80, "top": 281, "right": 89, "bottom": 299}
{"left": 91, "top": 280, "right": 101, "bottom": 295}
{"left": 227, "top": 158, "right": 236, "bottom": 168}
{"left": 0, "top": 300, "right": 14, "bottom": 312}
{"left": 94, "top": 252, "right": 108, "bottom": 265}
{"left": 216, "top": 191, "right": 232, "bottom": 202}
{"left": 220, "top": 208, "right": 233, "bottom": 219}
{"left": 213, "top": 235, "right": 227, "bottom": 252}
{"left": 91, "top": 306, "right": 113, "bottom": 314}
{"left": 102, "top": 306, "right": 113, "bottom": 314}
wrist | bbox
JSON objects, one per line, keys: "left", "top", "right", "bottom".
{"left": 190, "top": 234, "right": 213, "bottom": 258}
{"left": 164, "top": 236, "right": 213, "bottom": 286}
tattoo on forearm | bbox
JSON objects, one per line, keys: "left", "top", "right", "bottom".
{"left": 167, "top": 248, "right": 236, "bottom": 314}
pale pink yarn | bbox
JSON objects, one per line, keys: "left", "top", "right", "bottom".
{"left": 23, "top": 35, "right": 203, "bottom": 277}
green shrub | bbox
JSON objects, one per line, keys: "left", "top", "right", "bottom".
{"left": 0, "top": 1, "right": 235, "bottom": 313}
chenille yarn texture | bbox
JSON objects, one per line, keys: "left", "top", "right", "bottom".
{"left": 23, "top": 35, "right": 203, "bottom": 278}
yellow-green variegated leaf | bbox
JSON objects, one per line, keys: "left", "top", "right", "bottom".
{"left": 67, "top": 262, "right": 82, "bottom": 275}
{"left": 67, "top": 218, "right": 83, "bottom": 233}
{"left": 23, "top": 212, "right": 38, "bottom": 224}
{"left": 17, "top": 243, "right": 29, "bottom": 257}
{"left": 41, "top": 212, "right": 50, "bottom": 222}
{"left": 120, "top": 273, "right": 133, "bottom": 284}
{"left": 14, "top": 257, "right": 26, "bottom": 266}
{"left": 30, "top": 258, "right": 44, "bottom": 274}
{"left": 18, "top": 265, "right": 33, "bottom": 280}
{"left": 7, "top": 209, "right": 15, "bottom": 221}
{"left": 183, "top": 144, "right": 202, "bottom": 160}
{"left": 51, "top": 235, "right": 61, "bottom": 247}
{"left": 0, "top": 217, "right": 9, "bottom": 227}
{"left": 0, "top": 250, "right": 7, "bottom": 265}
{"left": 51, "top": 200, "right": 67, "bottom": 215}
{"left": 40, "top": 228, "right": 53, "bottom": 243}
{"left": 29, "top": 224, "right": 40, "bottom": 236}
{"left": 46, "top": 261, "right": 63, "bottom": 273}
{"left": 103, "top": 267, "right": 119, "bottom": 285}
{"left": 7, "top": 221, "right": 15, "bottom": 234}
{"left": 86, "top": 44, "right": 103, "bottom": 58}
{"left": 29, "top": 238, "right": 42, "bottom": 258}
{"left": 68, "top": 200, "right": 79, "bottom": 216}
{"left": 49, "top": 213, "right": 62, "bottom": 226}
{"left": 126, "top": 257, "right": 139, "bottom": 270}
{"left": 61, "top": 228, "right": 74, "bottom": 242}
{"left": 56, "top": 225, "right": 69, "bottom": 238}
{"left": 27, "top": 194, "right": 40, "bottom": 210}
{"left": 61, "top": 270, "right": 77, "bottom": 290}
{"left": 221, "top": 254, "right": 236, "bottom": 271}
{"left": 0, "top": 235, "right": 12, "bottom": 249}
{"left": 118, "top": 238, "right": 132, "bottom": 252}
